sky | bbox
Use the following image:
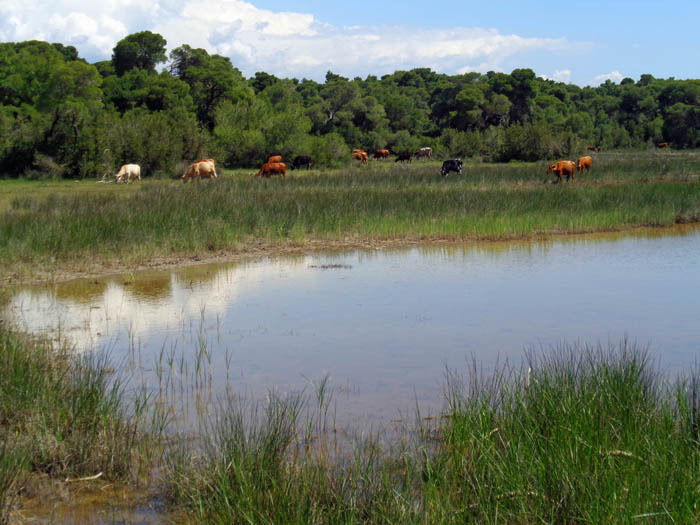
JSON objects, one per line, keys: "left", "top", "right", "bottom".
{"left": 1, "top": 0, "right": 697, "bottom": 86}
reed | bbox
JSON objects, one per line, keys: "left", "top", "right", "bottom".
{"left": 162, "top": 340, "right": 700, "bottom": 523}
{"left": 0, "top": 328, "right": 155, "bottom": 520}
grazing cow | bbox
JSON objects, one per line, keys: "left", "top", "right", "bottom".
{"left": 182, "top": 159, "right": 217, "bottom": 183}
{"left": 440, "top": 159, "right": 463, "bottom": 177}
{"left": 256, "top": 162, "right": 287, "bottom": 177}
{"left": 114, "top": 164, "right": 141, "bottom": 183}
{"left": 587, "top": 146, "right": 596, "bottom": 152}
{"left": 597, "top": 146, "right": 603, "bottom": 152}
{"left": 373, "top": 149, "right": 390, "bottom": 159}
{"left": 395, "top": 152, "right": 412, "bottom": 163}
{"left": 352, "top": 150, "right": 368, "bottom": 164}
{"left": 577, "top": 156, "right": 593, "bottom": 173}
{"left": 414, "top": 147, "right": 432, "bottom": 159}
{"left": 267, "top": 155, "right": 283, "bottom": 164}
{"left": 546, "top": 160, "right": 576, "bottom": 183}
{"left": 657, "top": 142, "right": 669, "bottom": 149}
{"left": 291, "top": 155, "right": 312, "bottom": 170}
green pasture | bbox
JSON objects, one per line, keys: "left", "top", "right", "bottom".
{"left": 1, "top": 151, "right": 700, "bottom": 283}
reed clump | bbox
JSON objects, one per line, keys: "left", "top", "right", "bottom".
{"left": 163, "top": 341, "right": 700, "bottom": 523}
{"left": 0, "top": 327, "right": 154, "bottom": 522}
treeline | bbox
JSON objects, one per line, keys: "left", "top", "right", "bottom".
{"left": 1, "top": 31, "right": 699, "bottom": 178}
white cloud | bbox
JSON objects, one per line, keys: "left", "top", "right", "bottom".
{"left": 552, "top": 69, "right": 571, "bottom": 83}
{"left": 0, "top": 0, "right": 578, "bottom": 80}
{"left": 591, "top": 70, "right": 624, "bottom": 86}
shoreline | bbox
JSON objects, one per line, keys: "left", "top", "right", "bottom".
{"left": 4, "top": 222, "right": 698, "bottom": 286}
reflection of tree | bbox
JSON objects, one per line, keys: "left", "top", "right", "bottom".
{"left": 54, "top": 279, "right": 108, "bottom": 305}
{"left": 122, "top": 274, "right": 172, "bottom": 301}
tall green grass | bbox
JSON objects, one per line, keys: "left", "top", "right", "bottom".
{"left": 0, "top": 328, "right": 155, "bottom": 522}
{"left": 2, "top": 152, "right": 700, "bottom": 281}
{"left": 163, "top": 341, "right": 700, "bottom": 523}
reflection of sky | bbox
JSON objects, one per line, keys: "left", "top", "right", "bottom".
{"left": 5, "top": 228, "right": 700, "bottom": 425}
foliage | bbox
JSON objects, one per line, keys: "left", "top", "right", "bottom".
{"left": 2, "top": 34, "right": 700, "bottom": 178}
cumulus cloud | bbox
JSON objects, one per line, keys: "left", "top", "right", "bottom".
{"left": 552, "top": 69, "right": 572, "bottom": 83}
{"left": 0, "top": 0, "right": 576, "bottom": 80}
{"left": 591, "top": 71, "right": 624, "bottom": 86}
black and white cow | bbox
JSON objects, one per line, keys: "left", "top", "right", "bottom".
{"left": 440, "top": 159, "right": 463, "bottom": 177}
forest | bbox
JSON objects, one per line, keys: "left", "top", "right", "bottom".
{"left": 1, "top": 30, "right": 699, "bottom": 178}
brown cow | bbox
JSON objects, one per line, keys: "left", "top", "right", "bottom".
{"left": 373, "top": 149, "right": 390, "bottom": 159}
{"left": 657, "top": 142, "right": 669, "bottom": 149}
{"left": 546, "top": 160, "right": 576, "bottom": 183}
{"left": 587, "top": 146, "right": 596, "bottom": 152}
{"left": 352, "top": 150, "right": 368, "bottom": 164}
{"left": 267, "top": 155, "right": 283, "bottom": 163}
{"left": 182, "top": 160, "right": 217, "bottom": 183}
{"left": 256, "top": 162, "right": 286, "bottom": 177}
{"left": 577, "top": 156, "right": 592, "bottom": 173}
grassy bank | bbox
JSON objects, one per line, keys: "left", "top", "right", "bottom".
{"left": 164, "top": 341, "right": 700, "bottom": 523}
{"left": 2, "top": 151, "right": 700, "bottom": 283}
{"left": 0, "top": 326, "right": 157, "bottom": 522}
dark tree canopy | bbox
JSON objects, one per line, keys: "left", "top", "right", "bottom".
{"left": 112, "top": 31, "right": 167, "bottom": 76}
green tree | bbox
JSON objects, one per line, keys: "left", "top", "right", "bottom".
{"left": 169, "top": 45, "right": 253, "bottom": 130}
{"left": 112, "top": 31, "right": 167, "bottom": 76}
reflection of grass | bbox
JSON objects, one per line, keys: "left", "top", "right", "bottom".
{"left": 2, "top": 151, "right": 700, "bottom": 281}
{"left": 162, "top": 341, "right": 700, "bottom": 522}
{"left": 0, "top": 327, "right": 157, "bottom": 521}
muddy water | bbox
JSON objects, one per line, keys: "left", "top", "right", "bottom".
{"left": 6, "top": 226, "right": 700, "bottom": 428}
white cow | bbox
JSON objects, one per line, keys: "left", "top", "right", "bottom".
{"left": 115, "top": 164, "right": 141, "bottom": 183}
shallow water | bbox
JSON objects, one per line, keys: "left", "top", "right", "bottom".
{"left": 5, "top": 226, "right": 700, "bottom": 429}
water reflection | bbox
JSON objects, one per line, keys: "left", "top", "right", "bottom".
{"left": 4, "top": 226, "right": 700, "bottom": 426}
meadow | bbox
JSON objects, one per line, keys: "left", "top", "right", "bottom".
{"left": 1, "top": 150, "right": 700, "bottom": 284}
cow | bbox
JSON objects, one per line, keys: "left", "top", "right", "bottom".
{"left": 597, "top": 146, "right": 603, "bottom": 152}
{"left": 414, "top": 147, "right": 432, "bottom": 159}
{"left": 657, "top": 142, "right": 669, "bottom": 149}
{"left": 577, "top": 156, "right": 593, "bottom": 173}
{"left": 267, "top": 155, "right": 283, "bottom": 164}
{"left": 373, "top": 149, "right": 390, "bottom": 159}
{"left": 182, "top": 159, "right": 217, "bottom": 183}
{"left": 291, "top": 155, "right": 312, "bottom": 170}
{"left": 587, "top": 146, "right": 596, "bottom": 152}
{"left": 352, "top": 150, "right": 368, "bottom": 164}
{"left": 395, "top": 152, "right": 412, "bottom": 163}
{"left": 546, "top": 160, "right": 576, "bottom": 183}
{"left": 440, "top": 159, "right": 463, "bottom": 177}
{"left": 114, "top": 164, "right": 141, "bottom": 183}
{"left": 256, "top": 162, "right": 287, "bottom": 177}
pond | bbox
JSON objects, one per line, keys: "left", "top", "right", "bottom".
{"left": 5, "top": 225, "right": 700, "bottom": 429}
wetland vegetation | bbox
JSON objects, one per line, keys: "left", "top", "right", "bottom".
{"left": 2, "top": 150, "right": 700, "bottom": 284}
{"left": 7, "top": 332, "right": 700, "bottom": 522}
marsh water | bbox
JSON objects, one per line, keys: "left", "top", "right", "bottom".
{"left": 6, "top": 225, "right": 700, "bottom": 428}
{"left": 5, "top": 226, "right": 700, "bottom": 522}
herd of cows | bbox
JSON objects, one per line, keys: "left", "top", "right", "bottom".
{"left": 109, "top": 141, "right": 673, "bottom": 184}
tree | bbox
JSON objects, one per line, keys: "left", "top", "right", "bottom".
{"left": 112, "top": 31, "right": 167, "bottom": 76}
{"left": 169, "top": 45, "right": 252, "bottom": 130}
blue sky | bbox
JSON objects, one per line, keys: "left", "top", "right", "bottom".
{"left": 0, "top": 0, "right": 697, "bottom": 86}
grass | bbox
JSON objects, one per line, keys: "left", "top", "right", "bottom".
{"left": 0, "top": 326, "right": 158, "bottom": 522}
{"left": 1, "top": 151, "right": 700, "bottom": 283}
{"left": 163, "top": 341, "right": 700, "bottom": 523}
